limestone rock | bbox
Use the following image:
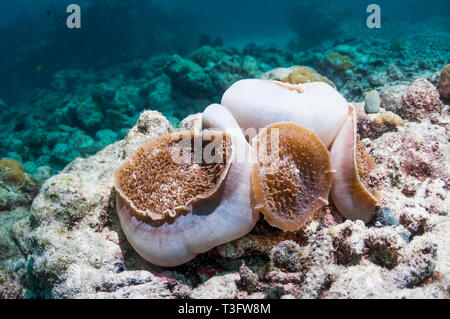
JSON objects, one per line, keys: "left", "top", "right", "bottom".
{"left": 398, "top": 78, "right": 443, "bottom": 121}
{"left": 437, "top": 64, "right": 450, "bottom": 100}
{"left": 178, "top": 113, "right": 203, "bottom": 132}
{"left": 380, "top": 84, "right": 408, "bottom": 113}
{"left": 190, "top": 273, "right": 239, "bottom": 299}
{"left": 11, "top": 111, "right": 175, "bottom": 298}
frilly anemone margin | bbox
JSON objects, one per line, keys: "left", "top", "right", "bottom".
{"left": 114, "top": 129, "right": 258, "bottom": 267}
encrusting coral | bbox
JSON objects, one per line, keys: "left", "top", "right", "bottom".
{"left": 261, "top": 65, "right": 335, "bottom": 88}
{"left": 2, "top": 28, "right": 448, "bottom": 298}
{"left": 0, "top": 158, "right": 27, "bottom": 185}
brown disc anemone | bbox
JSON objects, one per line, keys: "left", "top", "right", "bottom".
{"left": 251, "top": 122, "right": 335, "bottom": 231}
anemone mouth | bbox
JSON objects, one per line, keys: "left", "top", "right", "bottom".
{"left": 269, "top": 80, "right": 304, "bottom": 93}
{"left": 114, "top": 131, "right": 233, "bottom": 222}
{"left": 251, "top": 122, "right": 335, "bottom": 232}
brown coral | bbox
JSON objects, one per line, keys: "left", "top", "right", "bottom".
{"left": 358, "top": 111, "right": 404, "bottom": 139}
{"left": 261, "top": 66, "right": 335, "bottom": 88}
{"left": 324, "top": 52, "right": 356, "bottom": 73}
{"left": 0, "top": 158, "right": 26, "bottom": 185}
{"left": 252, "top": 122, "right": 334, "bottom": 231}
{"left": 114, "top": 131, "right": 232, "bottom": 221}
{"left": 372, "top": 111, "right": 404, "bottom": 128}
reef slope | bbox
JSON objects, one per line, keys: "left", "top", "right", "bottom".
{"left": 9, "top": 88, "right": 450, "bottom": 298}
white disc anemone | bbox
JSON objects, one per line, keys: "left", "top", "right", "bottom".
{"left": 115, "top": 117, "right": 258, "bottom": 267}
{"left": 221, "top": 79, "right": 349, "bottom": 148}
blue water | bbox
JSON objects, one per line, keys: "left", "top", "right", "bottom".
{"left": 0, "top": 0, "right": 449, "bottom": 174}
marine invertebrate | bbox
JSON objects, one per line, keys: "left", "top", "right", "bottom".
{"left": 323, "top": 52, "right": 356, "bottom": 73}
{"left": 115, "top": 131, "right": 232, "bottom": 221}
{"left": 115, "top": 109, "right": 258, "bottom": 267}
{"left": 364, "top": 89, "right": 381, "bottom": 114}
{"left": 358, "top": 110, "right": 404, "bottom": 139}
{"left": 252, "top": 122, "right": 334, "bottom": 231}
{"left": 0, "top": 158, "right": 27, "bottom": 185}
{"left": 0, "top": 269, "right": 25, "bottom": 299}
{"left": 220, "top": 79, "right": 381, "bottom": 225}
{"left": 221, "top": 79, "right": 348, "bottom": 148}
{"left": 330, "top": 105, "right": 381, "bottom": 222}
{"left": 190, "top": 46, "right": 226, "bottom": 67}
{"left": 261, "top": 66, "right": 335, "bottom": 88}
{"left": 372, "top": 111, "right": 403, "bottom": 128}
{"left": 115, "top": 80, "right": 381, "bottom": 266}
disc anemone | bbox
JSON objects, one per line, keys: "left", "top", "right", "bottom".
{"left": 114, "top": 79, "right": 381, "bottom": 267}
{"left": 114, "top": 130, "right": 258, "bottom": 267}
{"left": 252, "top": 122, "right": 335, "bottom": 231}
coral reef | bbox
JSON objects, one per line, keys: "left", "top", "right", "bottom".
{"left": 358, "top": 110, "right": 404, "bottom": 140}
{"left": 114, "top": 126, "right": 257, "bottom": 267}
{"left": 252, "top": 122, "right": 334, "bottom": 231}
{"left": 1, "top": 25, "right": 449, "bottom": 299}
{"left": 5, "top": 81, "right": 448, "bottom": 298}
{"left": 1, "top": 32, "right": 448, "bottom": 174}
